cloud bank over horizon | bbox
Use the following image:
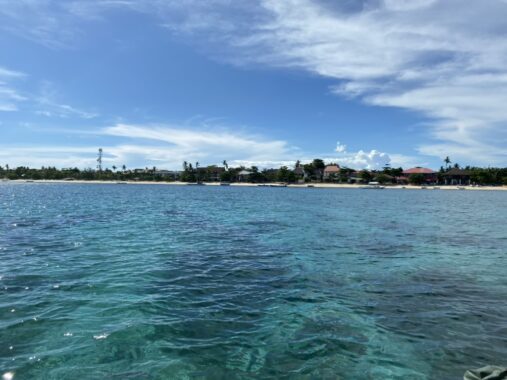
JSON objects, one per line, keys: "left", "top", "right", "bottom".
{"left": 0, "top": 123, "right": 413, "bottom": 170}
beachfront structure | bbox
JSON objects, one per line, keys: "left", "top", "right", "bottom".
{"left": 403, "top": 167, "right": 437, "bottom": 184}
{"left": 323, "top": 164, "right": 340, "bottom": 181}
{"left": 443, "top": 168, "right": 471, "bottom": 185}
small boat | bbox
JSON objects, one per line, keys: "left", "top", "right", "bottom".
{"left": 421, "top": 186, "right": 428, "bottom": 189}
{"left": 25, "top": 180, "right": 34, "bottom": 183}
{"left": 360, "top": 181, "right": 385, "bottom": 189}
{"left": 307, "top": 185, "right": 315, "bottom": 188}
{"left": 219, "top": 182, "right": 230, "bottom": 186}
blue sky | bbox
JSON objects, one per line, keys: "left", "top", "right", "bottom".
{"left": 1, "top": 0, "right": 507, "bottom": 170}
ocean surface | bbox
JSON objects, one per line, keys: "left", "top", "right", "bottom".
{"left": 1, "top": 184, "right": 506, "bottom": 379}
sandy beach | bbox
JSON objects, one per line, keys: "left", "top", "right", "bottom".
{"left": 3, "top": 179, "right": 506, "bottom": 191}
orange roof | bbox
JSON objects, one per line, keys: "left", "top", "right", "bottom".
{"left": 324, "top": 165, "right": 340, "bottom": 173}
{"left": 403, "top": 167, "right": 435, "bottom": 174}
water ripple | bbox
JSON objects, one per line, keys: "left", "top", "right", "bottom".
{"left": 0, "top": 184, "right": 506, "bottom": 379}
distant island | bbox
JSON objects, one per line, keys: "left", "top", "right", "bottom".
{"left": 2, "top": 157, "right": 507, "bottom": 187}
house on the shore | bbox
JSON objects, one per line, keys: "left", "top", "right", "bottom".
{"left": 323, "top": 164, "right": 340, "bottom": 181}
{"left": 443, "top": 168, "right": 471, "bottom": 185}
{"left": 403, "top": 167, "right": 437, "bottom": 184}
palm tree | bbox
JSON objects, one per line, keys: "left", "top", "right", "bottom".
{"left": 122, "top": 164, "right": 126, "bottom": 172}
{"left": 223, "top": 160, "right": 228, "bottom": 170}
{"left": 444, "top": 156, "right": 451, "bottom": 169}
{"left": 112, "top": 165, "right": 117, "bottom": 172}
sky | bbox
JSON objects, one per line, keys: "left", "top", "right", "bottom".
{"left": 1, "top": 0, "right": 507, "bottom": 170}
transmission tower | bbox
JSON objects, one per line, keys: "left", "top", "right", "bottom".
{"left": 97, "top": 148, "right": 103, "bottom": 171}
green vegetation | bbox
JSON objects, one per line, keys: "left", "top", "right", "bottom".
{"left": 1, "top": 160, "right": 506, "bottom": 186}
{"left": 408, "top": 173, "right": 425, "bottom": 185}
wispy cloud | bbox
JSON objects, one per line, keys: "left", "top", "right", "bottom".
{"left": 3, "top": 1, "right": 507, "bottom": 164}
{"left": 0, "top": 122, "right": 413, "bottom": 170}
{"left": 35, "top": 102, "right": 99, "bottom": 119}
{"left": 0, "top": 122, "right": 295, "bottom": 169}
{"left": 0, "top": 66, "right": 27, "bottom": 111}
{"left": 0, "top": 0, "right": 79, "bottom": 48}
{"left": 102, "top": 123, "right": 294, "bottom": 166}
{"left": 228, "top": 0, "right": 507, "bottom": 165}
{"left": 36, "top": 81, "right": 99, "bottom": 119}
{"left": 0, "top": 67, "right": 26, "bottom": 78}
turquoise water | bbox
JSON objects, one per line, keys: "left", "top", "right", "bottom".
{"left": 1, "top": 184, "right": 506, "bottom": 379}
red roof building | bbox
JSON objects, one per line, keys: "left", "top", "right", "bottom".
{"left": 324, "top": 164, "right": 341, "bottom": 173}
{"left": 323, "top": 164, "right": 341, "bottom": 180}
{"left": 402, "top": 167, "right": 436, "bottom": 175}
{"left": 402, "top": 167, "right": 437, "bottom": 184}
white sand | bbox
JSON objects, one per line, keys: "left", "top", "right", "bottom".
{"left": 3, "top": 179, "right": 506, "bottom": 191}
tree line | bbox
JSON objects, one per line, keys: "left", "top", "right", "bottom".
{"left": 1, "top": 159, "right": 507, "bottom": 185}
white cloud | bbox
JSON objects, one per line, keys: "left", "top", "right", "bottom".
{"left": 35, "top": 103, "right": 98, "bottom": 119}
{"left": 0, "top": 66, "right": 27, "bottom": 111}
{"left": 103, "top": 0, "right": 505, "bottom": 166}
{"left": 341, "top": 150, "right": 391, "bottom": 170}
{"left": 103, "top": 123, "right": 291, "bottom": 162}
{"left": 3, "top": 1, "right": 507, "bottom": 165}
{"left": 0, "top": 123, "right": 296, "bottom": 169}
{"left": 335, "top": 141, "right": 347, "bottom": 153}
{"left": 0, "top": 67, "right": 25, "bottom": 78}
{"left": 0, "top": 124, "right": 422, "bottom": 170}
{"left": 234, "top": 0, "right": 507, "bottom": 165}
{"left": 326, "top": 141, "right": 392, "bottom": 170}
{"left": 36, "top": 81, "right": 99, "bottom": 119}
{"left": 383, "top": 0, "right": 438, "bottom": 11}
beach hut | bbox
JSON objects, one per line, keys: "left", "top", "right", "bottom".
{"left": 443, "top": 168, "right": 471, "bottom": 185}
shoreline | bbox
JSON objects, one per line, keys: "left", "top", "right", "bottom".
{"left": 2, "top": 179, "right": 507, "bottom": 191}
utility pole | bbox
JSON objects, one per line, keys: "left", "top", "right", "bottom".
{"left": 97, "top": 148, "right": 103, "bottom": 172}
